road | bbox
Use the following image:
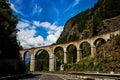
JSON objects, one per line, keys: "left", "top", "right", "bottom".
{"left": 21, "top": 72, "right": 79, "bottom": 80}
{"left": 39, "top": 74, "right": 63, "bottom": 80}
{"left": 21, "top": 74, "right": 63, "bottom": 80}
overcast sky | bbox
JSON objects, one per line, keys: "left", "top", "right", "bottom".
{"left": 9, "top": 0, "right": 98, "bottom": 49}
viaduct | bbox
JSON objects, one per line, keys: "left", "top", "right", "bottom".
{"left": 19, "top": 30, "right": 120, "bottom": 72}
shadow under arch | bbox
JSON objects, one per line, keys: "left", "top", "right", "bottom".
{"left": 94, "top": 38, "right": 106, "bottom": 52}
{"left": 35, "top": 49, "right": 49, "bottom": 71}
{"left": 54, "top": 46, "right": 64, "bottom": 71}
{"left": 80, "top": 41, "right": 91, "bottom": 58}
{"left": 67, "top": 44, "right": 77, "bottom": 63}
{"left": 24, "top": 51, "right": 31, "bottom": 71}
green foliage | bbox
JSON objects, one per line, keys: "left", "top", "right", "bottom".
{"left": 68, "top": 32, "right": 79, "bottom": 42}
{"left": 64, "top": 34, "right": 120, "bottom": 72}
{"left": 59, "top": 0, "right": 120, "bottom": 72}
{"left": 56, "top": 0, "right": 120, "bottom": 44}
{"left": 64, "top": 58, "right": 104, "bottom": 72}
{"left": 94, "top": 39, "right": 106, "bottom": 52}
{"left": 57, "top": 35, "right": 67, "bottom": 44}
{"left": 80, "top": 43, "right": 91, "bottom": 58}
{"left": 54, "top": 47, "right": 64, "bottom": 71}
{"left": 0, "top": 0, "right": 26, "bottom": 76}
{"left": 0, "top": 0, "right": 19, "bottom": 59}
{"left": 26, "top": 62, "right": 30, "bottom": 71}
{"left": 113, "top": 34, "right": 120, "bottom": 45}
{"left": 67, "top": 45, "right": 77, "bottom": 63}
{"left": 35, "top": 50, "right": 49, "bottom": 71}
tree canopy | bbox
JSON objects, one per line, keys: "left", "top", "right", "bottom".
{"left": 0, "top": 0, "right": 25, "bottom": 76}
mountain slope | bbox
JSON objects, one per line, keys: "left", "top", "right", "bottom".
{"left": 56, "top": 0, "right": 120, "bottom": 44}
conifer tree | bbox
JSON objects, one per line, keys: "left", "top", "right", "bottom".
{"left": 0, "top": 0, "right": 25, "bottom": 76}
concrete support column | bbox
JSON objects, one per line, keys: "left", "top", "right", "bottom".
{"left": 63, "top": 48, "right": 68, "bottom": 64}
{"left": 30, "top": 54, "right": 35, "bottom": 72}
{"left": 64, "top": 51, "right": 68, "bottom": 64}
{"left": 49, "top": 53, "right": 55, "bottom": 71}
{"left": 91, "top": 45, "right": 96, "bottom": 58}
{"left": 19, "top": 51, "right": 25, "bottom": 61}
{"left": 21, "top": 54, "right": 24, "bottom": 61}
{"left": 77, "top": 49, "right": 82, "bottom": 62}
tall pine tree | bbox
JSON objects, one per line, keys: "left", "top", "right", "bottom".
{"left": 0, "top": 0, "right": 25, "bottom": 76}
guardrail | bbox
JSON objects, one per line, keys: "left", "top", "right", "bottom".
{"left": 67, "top": 72, "right": 120, "bottom": 80}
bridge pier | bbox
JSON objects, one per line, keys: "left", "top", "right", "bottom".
{"left": 91, "top": 45, "right": 96, "bottom": 58}
{"left": 30, "top": 54, "right": 35, "bottom": 72}
{"left": 64, "top": 51, "right": 68, "bottom": 64}
{"left": 77, "top": 49, "right": 82, "bottom": 62}
{"left": 21, "top": 54, "right": 24, "bottom": 61}
{"left": 49, "top": 53, "right": 55, "bottom": 71}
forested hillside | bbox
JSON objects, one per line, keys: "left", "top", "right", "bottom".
{"left": 56, "top": 0, "right": 120, "bottom": 72}
{"left": 56, "top": 0, "right": 120, "bottom": 44}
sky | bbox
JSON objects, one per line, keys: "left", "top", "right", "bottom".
{"left": 9, "top": 0, "right": 98, "bottom": 49}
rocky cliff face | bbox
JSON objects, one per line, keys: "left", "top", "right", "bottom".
{"left": 97, "top": 15, "right": 120, "bottom": 35}
{"left": 56, "top": 0, "right": 120, "bottom": 44}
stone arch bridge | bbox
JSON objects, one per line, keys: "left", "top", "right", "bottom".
{"left": 20, "top": 30, "right": 120, "bottom": 72}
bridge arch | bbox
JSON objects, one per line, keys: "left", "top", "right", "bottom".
{"left": 21, "top": 51, "right": 31, "bottom": 71}
{"left": 94, "top": 38, "right": 106, "bottom": 46}
{"left": 54, "top": 46, "right": 64, "bottom": 71}
{"left": 94, "top": 38, "right": 106, "bottom": 53}
{"left": 66, "top": 44, "right": 77, "bottom": 63}
{"left": 35, "top": 49, "right": 49, "bottom": 71}
{"left": 80, "top": 41, "right": 91, "bottom": 58}
{"left": 33, "top": 47, "right": 55, "bottom": 72}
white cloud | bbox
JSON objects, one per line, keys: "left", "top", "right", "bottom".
{"left": 27, "top": 36, "right": 44, "bottom": 47}
{"left": 32, "top": 5, "right": 42, "bottom": 14}
{"left": 45, "top": 23, "right": 63, "bottom": 45}
{"left": 10, "top": 1, "right": 63, "bottom": 49}
{"left": 17, "top": 21, "right": 44, "bottom": 49}
{"left": 10, "top": 3, "right": 19, "bottom": 13}
{"left": 10, "top": 3, "right": 24, "bottom": 16}
{"left": 33, "top": 21, "right": 51, "bottom": 28}
{"left": 17, "top": 21, "right": 30, "bottom": 29}
{"left": 40, "top": 22, "right": 51, "bottom": 28}
{"left": 46, "top": 27, "right": 63, "bottom": 45}
{"left": 33, "top": 21, "right": 40, "bottom": 26}
{"left": 17, "top": 20, "right": 63, "bottom": 49}
{"left": 21, "top": 18, "right": 30, "bottom": 23}
{"left": 34, "top": 21, "right": 63, "bottom": 46}
{"left": 33, "top": 21, "right": 63, "bottom": 41}
{"left": 47, "top": 34, "right": 57, "bottom": 43}
{"left": 64, "top": 0, "right": 80, "bottom": 12}
{"left": 17, "top": 28, "right": 44, "bottom": 48}
{"left": 73, "top": 0, "right": 80, "bottom": 7}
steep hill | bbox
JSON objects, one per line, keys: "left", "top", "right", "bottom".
{"left": 56, "top": 0, "right": 120, "bottom": 44}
